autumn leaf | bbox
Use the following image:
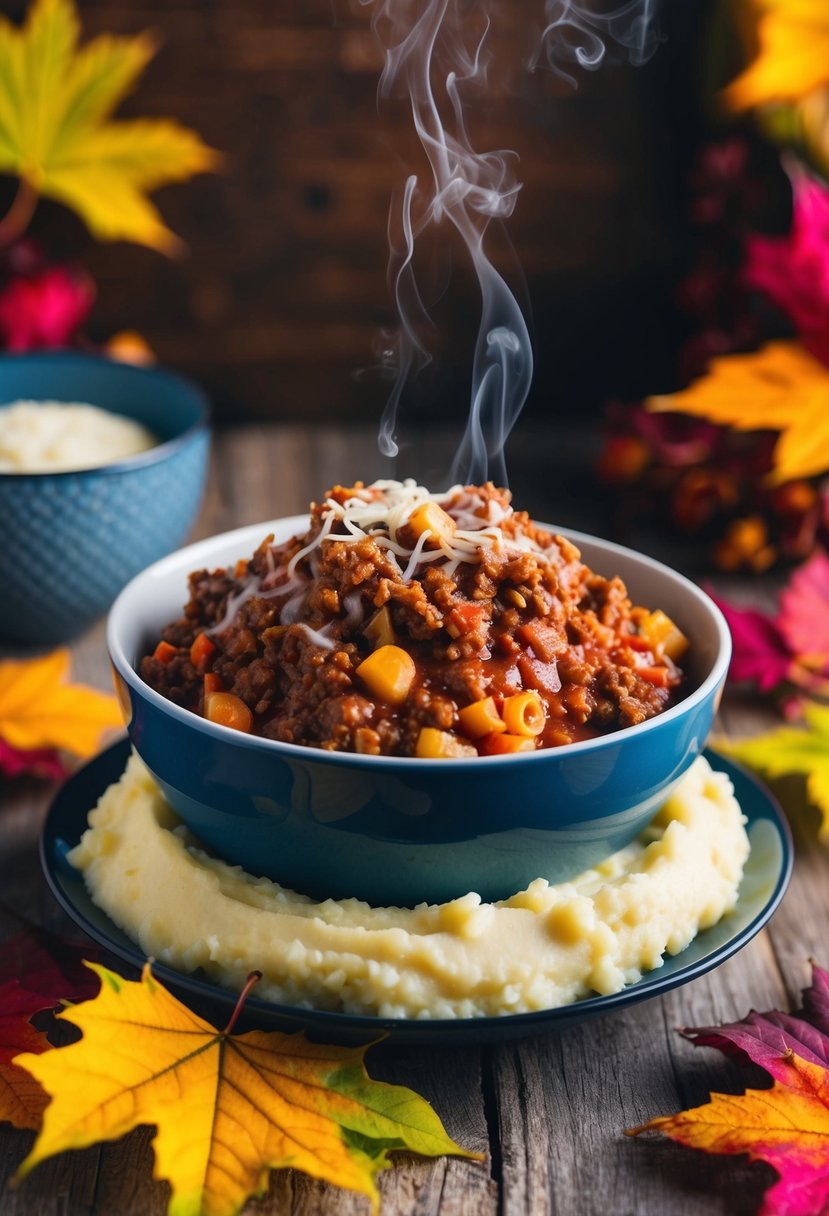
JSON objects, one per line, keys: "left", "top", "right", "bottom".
{"left": 629, "top": 963, "right": 829, "bottom": 1216}
{"left": 724, "top": 0, "right": 829, "bottom": 111}
{"left": 648, "top": 341, "right": 829, "bottom": 485}
{"left": 0, "top": 924, "right": 105, "bottom": 1129}
{"left": 0, "top": 649, "right": 122, "bottom": 777}
{"left": 709, "top": 591, "right": 794, "bottom": 693}
{"left": 0, "top": 0, "right": 219, "bottom": 252}
{"left": 720, "top": 703, "right": 829, "bottom": 838}
{"left": 0, "top": 921, "right": 105, "bottom": 999}
{"left": 635, "top": 1053, "right": 829, "bottom": 1215}
{"left": 14, "top": 963, "right": 479, "bottom": 1216}
{"left": 744, "top": 167, "right": 829, "bottom": 369}
{"left": 0, "top": 982, "right": 50, "bottom": 1130}
{"left": 778, "top": 551, "right": 829, "bottom": 673}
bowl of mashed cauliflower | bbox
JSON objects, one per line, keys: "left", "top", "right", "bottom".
{"left": 0, "top": 352, "right": 209, "bottom": 644}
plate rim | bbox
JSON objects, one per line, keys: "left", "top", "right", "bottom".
{"left": 40, "top": 740, "right": 794, "bottom": 1042}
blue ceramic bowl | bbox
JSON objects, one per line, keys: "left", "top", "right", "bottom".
{"left": 0, "top": 353, "right": 209, "bottom": 644}
{"left": 108, "top": 519, "right": 731, "bottom": 907}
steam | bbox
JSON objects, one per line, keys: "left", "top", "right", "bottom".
{"left": 365, "top": 0, "right": 659, "bottom": 485}
{"left": 536, "top": 0, "right": 660, "bottom": 83}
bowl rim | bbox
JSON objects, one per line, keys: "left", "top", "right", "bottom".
{"left": 108, "top": 515, "right": 733, "bottom": 770}
{"left": 0, "top": 351, "right": 209, "bottom": 480}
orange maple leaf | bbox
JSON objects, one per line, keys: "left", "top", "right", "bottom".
{"left": 13, "top": 963, "right": 479, "bottom": 1216}
{"left": 0, "top": 649, "right": 122, "bottom": 758}
{"left": 647, "top": 340, "right": 829, "bottom": 485}
{"left": 725, "top": 0, "right": 829, "bottom": 111}
{"left": 629, "top": 1051, "right": 829, "bottom": 1215}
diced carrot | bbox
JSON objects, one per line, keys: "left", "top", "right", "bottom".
{"left": 153, "top": 640, "right": 177, "bottom": 664}
{"left": 637, "top": 665, "right": 672, "bottom": 688}
{"left": 204, "top": 691, "right": 253, "bottom": 732}
{"left": 479, "top": 732, "right": 536, "bottom": 755}
{"left": 623, "top": 634, "right": 653, "bottom": 653}
{"left": 203, "top": 672, "right": 224, "bottom": 695}
{"left": 190, "top": 632, "right": 216, "bottom": 671}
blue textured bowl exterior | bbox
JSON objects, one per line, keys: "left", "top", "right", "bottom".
{"left": 0, "top": 353, "right": 209, "bottom": 644}
{"left": 109, "top": 520, "right": 732, "bottom": 907}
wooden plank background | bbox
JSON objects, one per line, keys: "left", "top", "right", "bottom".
{"left": 2, "top": 0, "right": 708, "bottom": 424}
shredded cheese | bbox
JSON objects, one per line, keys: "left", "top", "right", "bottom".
{"left": 211, "top": 480, "right": 558, "bottom": 638}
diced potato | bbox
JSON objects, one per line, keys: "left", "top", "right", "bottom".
{"left": 458, "top": 696, "right": 507, "bottom": 739}
{"left": 356, "top": 644, "right": 416, "bottom": 705}
{"left": 364, "top": 605, "right": 396, "bottom": 649}
{"left": 415, "top": 727, "right": 477, "bottom": 758}
{"left": 204, "top": 691, "right": 253, "bottom": 733}
{"left": 408, "top": 501, "right": 456, "bottom": 545}
{"left": 640, "top": 609, "right": 689, "bottom": 661}
{"left": 502, "top": 691, "right": 546, "bottom": 737}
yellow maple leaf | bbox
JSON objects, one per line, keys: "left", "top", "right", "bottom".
{"left": 647, "top": 340, "right": 829, "bottom": 485}
{"left": 725, "top": 0, "right": 829, "bottom": 111}
{"left": 0, "top": 649, "right": 122, "bottom": 756}
{"left": 0, "top": 0, "right": 219, "bottom": 252}
{"left": 14, "top": 964, "right": 479, "bottom": 1216}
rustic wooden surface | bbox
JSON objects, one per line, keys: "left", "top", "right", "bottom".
{"left": 0, "top": 422, "right": 813, "bottom": 1215}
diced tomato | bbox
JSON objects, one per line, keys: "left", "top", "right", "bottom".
{"left": 152, "top": 640, "right": 177, "bottom": 664}
{"left": 517, "top": 654, "right": 562, "bottom": 695}
{"left": 190, "top": 632, "right": 216, "bottom": 671}
{"left": 517, "top": 620, "right": 562, "bottom": 663}
{"left": 623, "top": 634, "right": 653, "bottom": 653}
{"left": 447, "top": 603, "right": 486, "bottom": 636}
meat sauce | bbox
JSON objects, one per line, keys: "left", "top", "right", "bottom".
{"left": 141, "top": 481, "right": 688, "bottom": 757}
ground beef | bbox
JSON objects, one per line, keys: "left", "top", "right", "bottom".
{"left": 140, "top": 481, "right": 687, "bottom": 756}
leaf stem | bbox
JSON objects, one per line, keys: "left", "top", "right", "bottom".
{"left": 0, "top": 178, "right": 38, "bottom": 249}
{"left": 224, "top": 971, "right": 262, "bottom": 1036}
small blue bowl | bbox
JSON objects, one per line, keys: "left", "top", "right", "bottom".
{"left": 0, "top": 353, "right": 209, "bottom": 644}
{"left": 108, "top": 520, "right": 732, "bottom": 907}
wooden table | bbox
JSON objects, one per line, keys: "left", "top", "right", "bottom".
{"left": 0, "top": 422, "right": 818, "bottom": 1215}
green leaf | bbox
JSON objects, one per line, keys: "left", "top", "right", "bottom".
{"left": 720, "top": 704, "right": 829, "bottom": 838}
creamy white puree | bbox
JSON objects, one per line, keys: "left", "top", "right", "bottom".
{"left": 0, "top": 400, "right": 156, "bottom": 472}
{"left": 69, "top": 754, "right": 749, "bottom": 1019}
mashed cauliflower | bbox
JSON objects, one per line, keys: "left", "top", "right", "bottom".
{"left": 0, "top": 400, "right": 156, "bottom": 472}
{"left": 69, "top": 754, "right": 749, "bottom": 1019}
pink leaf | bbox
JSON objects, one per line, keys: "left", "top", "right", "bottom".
{"left": 779, "top": 550, "right": 829, "bottom": 674}
{"left": 710, "top": 592, "right": 794, "bottom": 692}
{"left": 0, "top": 265, "right": 93, "bottom": 353}
{"left": 744, "top": 167, "right": 829, "bottom": 367}
{"left": 0, "top": 738, "right": 67, "bottom": 782}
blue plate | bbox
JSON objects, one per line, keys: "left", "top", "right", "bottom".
{"left": 41, "top": 740, "right": 792, "bottom": 1046}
